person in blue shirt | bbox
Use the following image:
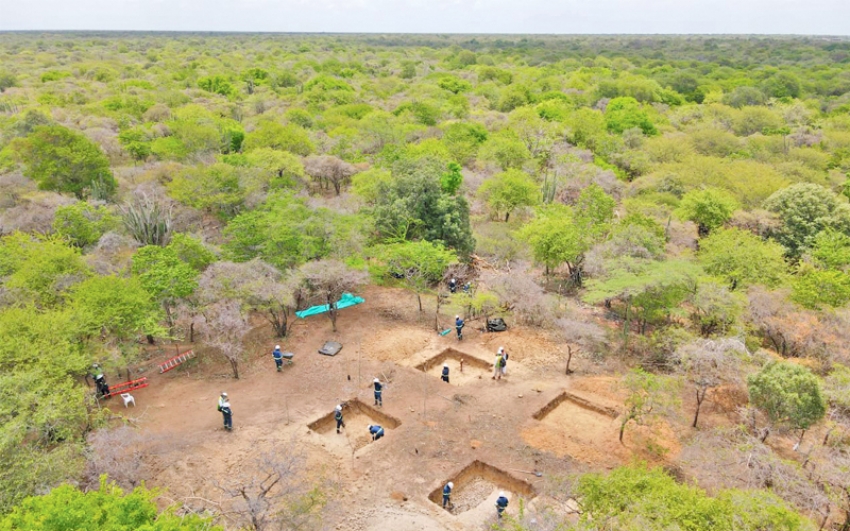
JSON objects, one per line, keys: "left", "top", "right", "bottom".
{"left": 368, "top": 424, "right": 384, "bottom": 441}
{"left": 496, "top": 492, "right": 509, "bottom": 518}
{"left": 272, "top": 345, "right": 283, "bottom": 372}
{"left": 455, "top": 315, "right": 464, "bottom": 341}
{"left": 442, "top": 482, "right": 453, "bottom": 509}
{"left": 441, "top": 363, "right": 450, "bottom": 384}
{"left": 334, "top": 404, "right": 345, "bottom": 434}
{"left": 448, "top": 278, "right": 457, "bottom": 293}
{"left": 373, "top": 378, "right": 383, "bottom": 406}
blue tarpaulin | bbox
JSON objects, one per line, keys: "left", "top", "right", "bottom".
{"left": 296, "top": 293, "right": 365, "bottom": 319}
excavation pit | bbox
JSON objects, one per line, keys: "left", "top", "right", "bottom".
{"left": 428, "top": 460, "right": 535, "bottom": 515}
{"left": 415, "top": 348, "right": 493, "bottom": 386}
{"left": 532, "top": 391, "right": 619, "bottom": 444}
{"left": 307, "top": 399, "right": 401, "bottom": 452}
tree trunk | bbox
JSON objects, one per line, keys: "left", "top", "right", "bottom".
{"left": 693, "top": 387, "right": 707, "bottom": 428}
{"left": 504, "top": 211, "right": 510, "bottom": 222}
{"left": 417, "top": 292, "right": 423, "bottom": 313}
{"left": 619, "top": 411, "right": 635, "bottom": 444}
{"left": 565, "top": 346, "right": 574, "bottom": 375}
{"left": 146, "top": 334, "right": 155, "bottom": 345}
{"left": 189, "top": 322, "right": 195, "bottom": 343}
{"left": 229, "top": 358, "right": 240, "bottom": 379}
{"left": 760, "top": 427, "right": 770, "bottom": 443}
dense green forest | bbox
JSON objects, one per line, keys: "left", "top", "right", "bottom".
{"left": 2, "top": 32, "right": 850, "bottom": 530}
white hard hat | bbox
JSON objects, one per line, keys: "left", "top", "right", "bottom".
{"left": 367, "top": 424, "right": 373, "bottom": 430}
{"left": 275, "top": 345, "right": 280, "bottom": 349}
{"left": 455, "top": 315, "right": 460, "bottom": 318}
{"left": 499, "top": 491, "right": 506, "bottom": 497}
{"left": 374, "top": 378, "right": 380, "bottom": 383}
{"left": 498, "top": 347, "right": 504, "bottom": 352}
{"left": 221, "top": 392, "right": 227, "bottom": 397}
{"left": 335, "top": 404, "right": 342, "bottom": 411}
{"left": 447, "top": 482, "right": 454, "bottom": 488}
{"left": 443, "top": 363, "right": 448, "bottom": 367}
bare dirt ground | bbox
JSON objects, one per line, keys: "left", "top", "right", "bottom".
{"left": 103, "top": 286, "right": 686, "bottom": 530}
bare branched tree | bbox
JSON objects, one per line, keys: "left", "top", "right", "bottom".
{"left": 299, "top": 259, "right": 368, "bottom": 332}
{"left": 214, "top": 440, "right": 331, "bottom": 531}
{"left": 304, "top": 155, "right": 356, "bottom": 196}
{"left": 674, "top": 338, "right": 746, "bottom": 428}
{"left": 83, "top": 426, "right": 162, "bottom": 490}
{"left": 488, "top": 271, "right": 551, "bottom": 326}
{"left": 198, "top": 260, "right": 306, "bottom": 338}
{"left": 555, "top": 317, "right": 607, "bottom": 374}
{"left": 199, "top": 300, "right": 250, "bottom": 379}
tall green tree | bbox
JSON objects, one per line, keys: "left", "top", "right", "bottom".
{"left": 477, "top": 169, "right": 539, "bottom": 222}
{"left": 764, "top": 183, "right": 850, "bottom": 257}
{"left": 748, "top": 362, "right": 826, "bottom": 443}
{"left": 677, "top": 188, "right": 739, "bottom": 237}
{"left": 6, "top": 125, "right": 116, "bottom": 199}
{"left": 369, "top": 241, "right": 457, "bottom": 311}
{"left": 698, "top": 228, "right": 787, "bottom": 290}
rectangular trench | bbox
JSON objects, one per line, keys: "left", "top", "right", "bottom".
{"left": 532, "top": 391, "right": 619, "bottom": 421}
{"left": 427, "top": 460, "right": 536, "bottom": 507}
{"left": 307, "top": 398, "right": 401, "bottom": 434}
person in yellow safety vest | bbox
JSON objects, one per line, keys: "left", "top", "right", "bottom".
{"left": 217, "top": 392, "right": 227, "bottom": 411}
{"left": 492, "top": 352, "right": 502, "bottom": 380}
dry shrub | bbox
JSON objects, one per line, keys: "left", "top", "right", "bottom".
{"left": 0, "top": 192, "right": 75, "bottom": 235}
{"left": 83, "top": 426, "right": 164, "bottom": 490}
{"left": 486, "top": 270, "right": 553, "bottom": 326}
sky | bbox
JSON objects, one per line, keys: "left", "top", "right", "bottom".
{"left": 1, "top": 0, "right": 849, "bottom": 35}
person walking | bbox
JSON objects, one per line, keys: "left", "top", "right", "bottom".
{"left": 455, "top": 315, "right": 464, "bottom": 341}
{"left": 373, "top": 378, "right": 383, "bottom": 406}
{"left": 334, "top": 404, "right": 345, "bottom": 434}
{"left": 441, "top": 363, "right": 450, "bottom": 384}
{"left": 272, "top": 345, "right": 283, "bottom": 372}
{"left": 449, "top": 278, "right": 457, "bottom": 293}
{"left": 368, "top": 424, "right": 384, "bottom": 441}
{"left": 493, "top": 351, "right": 503, "bottom": 380}
{"left": 499, "top": 346, "right": 509, "bottom": 377}
{"left": 218, "top": 395, "right": 232, "bottom": 431}
{"left": 442, "top": 482, "right": 453, "bottom": 509}
{"left": 496, "top": 492, "right": 509, "bottom": 518}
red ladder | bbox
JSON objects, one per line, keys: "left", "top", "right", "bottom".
{"left": 103, "top": 377, "right": 148, "bottom": 398}
{"left": 159, "top": 349, "right": 195, "bottom": 374}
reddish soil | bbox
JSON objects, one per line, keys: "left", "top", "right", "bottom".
{"left": 103, "top": 286, "right": 680, "bottom": 530}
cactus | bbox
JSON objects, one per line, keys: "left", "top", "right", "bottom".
{"left": 120, "top": 194, "right": 172, "bottom": 246}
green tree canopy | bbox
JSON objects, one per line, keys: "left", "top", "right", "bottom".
{"left": 6, "top": 125, "right": 116, "bottom": 199}
{"left": 52, "top": 202, "right": 118, "bottom": 248}
{"left": 0, "top": 480, "right": 222, "bottom": 531}
{"left": 699, "top": 228, "right": 788, "bottom": 289}
{"left": 764, "top": 183, "right": 850, "bottom": 257}
{"left": 677, "top": 187, "right": 740, "bottom": 237}
{"left": 243, "top": 121, "right": 314, "bottom": 155}
{"left": 605, "top": 97, "right": 659, "bottom": 136}
{"left": 477, "top": 168, "right": 539, "bottom": 222}
{"left": 577, "top": 464, "right": 812, "bottom": 531}
{"left": 372, "top": 158, "right": 475, "bottom": 256}
{"left": 748, "top": 362, "right": 827, "bottom": 437}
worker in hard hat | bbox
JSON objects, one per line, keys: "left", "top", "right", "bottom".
{"left": 217, "top": 392, "right": 232, "bottom": 431}
{"left": 368, "top": 424, "right": 384, "bottom": 441}
{"left": 441, "top": 363, "right": 450, "bottom": 384}
{"left": 442, "top": 481, "right": 454, "bottom": 509}
{"left": 373, "top": 377, "right": 383, "bottom": 406}
{"left": 334, "top": 404, "right": 345, "bottom": 434}
{"left": 272, "top": 345, "right": 284, "bottom": 372}
{"left": 455, "top": 315, "right": 464, "bottom": 341}
{"left": 496, "top": 492, "right": 509, "bottom": 518}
